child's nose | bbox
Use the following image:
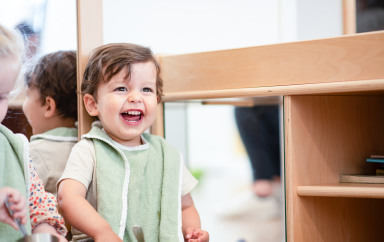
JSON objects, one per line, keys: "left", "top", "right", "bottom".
{"left": 128, "top": 91, "right": 142, "bottom": 103}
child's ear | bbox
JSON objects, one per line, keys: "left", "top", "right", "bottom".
{"left": 83, "top": 94, "right": 99, "bottom": 116}
{"left": 44, "top": 96, "right": 56, "bottom": 118}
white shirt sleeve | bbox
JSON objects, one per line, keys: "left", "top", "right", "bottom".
{"left": 180, "top": 155, "right": 198, "bottom": 196}
{"left": 58, "top": 139, "right": 95, "bottom": 190}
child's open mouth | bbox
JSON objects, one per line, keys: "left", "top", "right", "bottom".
{"left": 121, "top": 110, "right": 143, "bottom": 123}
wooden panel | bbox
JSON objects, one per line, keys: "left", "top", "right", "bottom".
{"left": 285, "top": 95, "right": 384, "bottom": 241}
{"left": 160, "top": 31, "right": 384, "bottom": 99}
{"left": 290, "top": 197, "right": 384, "bottom": 242}
{"left": 76, "top": 0, "right": 103, "bottom": 136}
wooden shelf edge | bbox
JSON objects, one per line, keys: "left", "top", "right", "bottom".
{"left": 162, "top": 79, "right": 384, "bottom": 101}
{"left": 297, "top": 184, "right": 384, "bottom": 199}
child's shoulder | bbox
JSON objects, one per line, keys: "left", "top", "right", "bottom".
{"left": 0, "top": 124, "right": 29, "bottom": 166}
{"left": 0, "top": 124, "right": 28, "bottom": 146}
{"left": 0, "top": 123, "right": 14, "bottom": 137}
{"left": 76, "top": 137, "right": 94, "bottom": 149}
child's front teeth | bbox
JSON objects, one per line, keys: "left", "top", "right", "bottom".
{"left": 128, "top": 111, "right": 141, "bottom": 115}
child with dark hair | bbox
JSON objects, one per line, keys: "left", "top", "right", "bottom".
{"left": 23, "top": 50, "right": 78, "bottom": 196}
{"left": 58, "top": 43, "right": 209, "bottom": 242}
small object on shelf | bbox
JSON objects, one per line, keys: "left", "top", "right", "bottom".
{"left": 376, "top": 169, "right": 384, "bottom": 175}
{"left": 339, "top": 174, "right": 384, "bottom": 184}
{"left": 366, "top": 157, "right": 384, "bottom": 169}
{"left": 341, "top": 157, "right": 384, "bottom": 183}
{"left": 366, "top": 158, "right": 384, "bottom": 163}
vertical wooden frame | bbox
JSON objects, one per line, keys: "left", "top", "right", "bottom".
{"left": 151, "top": 55, "right": 165, "bottom": 137}
{"left": 151, "top": 103, "right": 165, "bottom": 137}
{"left": 343, "top": 0, "right": 356, "bottom": 34}
{"left": 76, "top": 0, "right": 103, "bottom": 137}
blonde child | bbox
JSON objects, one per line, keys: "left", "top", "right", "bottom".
{"left": 23, "top": 50, "right": 78, "bottom": 196}
{"left": 0, "top": 23, "right": 67, "bottom": 241}
{"left": 58, "top": 43, "right": 209, "bottom": 242}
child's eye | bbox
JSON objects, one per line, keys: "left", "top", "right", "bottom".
{"left": 115, "top": 87, "right": 127, "bottom": 92}
{"left": 142, "top": 87, "right": 153, "bottom": 93}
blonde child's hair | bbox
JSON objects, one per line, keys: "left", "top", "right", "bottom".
{"left": 0, "top": 23, "right": 25, "bottom": 98}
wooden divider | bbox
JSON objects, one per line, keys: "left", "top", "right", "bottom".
{"left": 76, "top": 0, "right": 103, "bottom": 137}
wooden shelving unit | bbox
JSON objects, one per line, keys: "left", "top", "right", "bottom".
{"left": 158, "top": 31, "right": 384, "bottom": 241}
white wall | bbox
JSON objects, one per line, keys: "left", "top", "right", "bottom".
{"left": 297, "top": 0, "right": 342, "bottom": 40}
{"left": 0, "top": 0, "right": 77, "bottom": 57}
{"left": 280, "top": 0, "right": 342, "bottom": 42}
{"left": 0, "top": 0, "right": 35, "bottom": 28}
{"left": 103, "top": 0, "right": 280, "bottom": 54}
{"left": 39, "top": 0, "right": 77, "bottom": 54}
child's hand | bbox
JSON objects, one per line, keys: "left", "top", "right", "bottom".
{"left": 184, "top": 227, "right": 209, "bottom": 242}
{"left": 0, "top": 187, "right": 27, "bottom": 230}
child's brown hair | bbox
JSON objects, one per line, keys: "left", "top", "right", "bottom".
{"left": 25, "top": 50, "right": 77, "bottom": 120}
{"left": 81, "top": 43, "right": 163, "bottom": 102}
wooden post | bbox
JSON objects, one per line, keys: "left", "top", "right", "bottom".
{"left": 76, "top": 0, "right": 103, "bottom": 138}
{"left": 343, "top": 0, "right": 356, "bottom": 35}
{"left": 150, "top": 103, "right": 165, "bottom": 137}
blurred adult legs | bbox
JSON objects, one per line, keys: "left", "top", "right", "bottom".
{"left": 235, "top": 105, "right": 281, "bottom": 197}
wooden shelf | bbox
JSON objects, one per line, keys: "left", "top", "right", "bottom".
{"left": 162, "top": 79, "right": 384, "bottom": 101}
{"left": 160, "top": 31, "right": 384, "bottom": 100}
{"left": 297, "top": 183, "right": 384, "bottom": 199}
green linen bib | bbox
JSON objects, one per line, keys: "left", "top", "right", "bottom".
{"left": 0, "top": 124, "right": 32, "bottom": 240}
{"left": 30, "top": 127, "right": 78, "bottom": 142}
{"left": 83, "top": 124, "right": 182, "bottom": 241}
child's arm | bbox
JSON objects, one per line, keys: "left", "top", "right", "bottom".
{"left": 58, "top": 179, "right": 122, "bottom": 242}
{"left": 181, "top": 193, "right": 209, "bottom": 242}
{"left": 28, "top": 163, "right": 67, "bottom": 241}
{"left": 0, "top": 187, "right": 27, "bottom": 229}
